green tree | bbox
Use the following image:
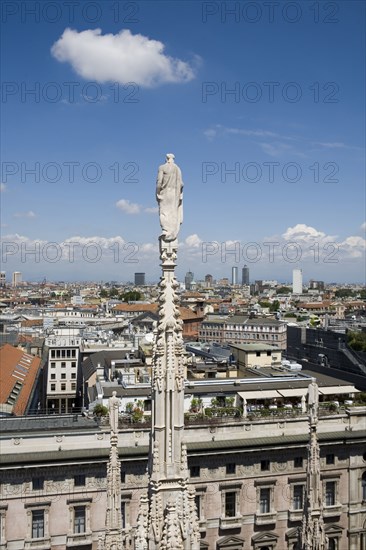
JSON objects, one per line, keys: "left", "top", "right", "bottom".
{"left": 269, "top": 300, "right": 280, "bottom": 312}
{"left": 335, "top": 289, "right": 355, "bottom": 298}
{"left": 121, "top": 291, "right": 143, "bottom": 302}
{"left": 276, "top": 287, "right": 291, "bottom": 294}
{"left": 93, "top": 404, "right": 108, "bottom": 417}
{"left": 347, "top": 331, "right": 366, "bottom": 352}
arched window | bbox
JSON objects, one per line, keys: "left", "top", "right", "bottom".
{"left": 361, "top": 472, "right": 366, "bottom": 501}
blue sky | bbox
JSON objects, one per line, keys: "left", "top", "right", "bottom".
{"left": 1, "top": 0, "right": 365, "bottom": 283}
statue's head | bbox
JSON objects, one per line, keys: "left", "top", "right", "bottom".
{"left": 166, "top": 153, "right": 175, "bottom": 162}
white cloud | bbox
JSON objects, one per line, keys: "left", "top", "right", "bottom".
{"left": 314, "top": 142, "right": 347, "bottom": 149}
{"left": 361, "top": 222, "right": 366, "bottom": 231}
{"left": 14, "top": 210, "right": 36, "bottom": 218}
{"left": 184, "top": 234, "right": 202, "bottom": 248}
{"left": 51, "top": 28, "right": 197, "bottom": 87}
{"left": 203, "top": 129, "right": 217, "bottom": 141}
{"left": 144, "top": 207, "right": 158, "bottom": 214}
{"left": 0, "top": 183, "right": 6, "bottom": 192}
{"left": 116, "top": 199, "right": 141, "bottom": 214}
{"left": 282, "top": 224, "right": 335, "bottom": 243}
{"left": 259, "top": 141, "right": 294, "bottom": 157}
{"left": 339, "top": 236, "right": 366, "bottom": 258}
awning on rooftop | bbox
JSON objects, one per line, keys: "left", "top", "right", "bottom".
{"left": 277, "top": 388, "right": 309, "bottom": 398}
{"left": 238, "top": 389, "right": 282, "bottom": 400}
{"left": 318, "top": 385, "right": 360, "bottom": 396}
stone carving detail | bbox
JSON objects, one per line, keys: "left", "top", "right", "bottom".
{"left": 299, "top": 379, "right": 327, "bottom": 550}
{"left": 98, "top": 392, "right": 129, "bottom": 549}
{"left": 135, "top": 155, "right": 200, "bottom": 550}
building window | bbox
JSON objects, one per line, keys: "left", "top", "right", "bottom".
{"left": 326, "top": 453, "right": 335, "bottom": 465}
{"left": 74, "top": 474, "right": 86, "bottom": 487}
{"left": 50, "top": 373, "right": 56, "bottom": 380}
{"left": 71, "top": 372, "right": 76, "bottom": 379}
{"left": 362, "top": 472, "right": 366, "bottom": 501}
{"left": 74, "top": 506, "right": 85, "bottom": 533}
{"left": 190, "top": 466, "right": 200, "bottom": 478}
{"left": 50, "top": 384, "right": 56, "bottom": 391}
{"left": 61, "top": 373, "right": 66, "bottom": 379}
{"left": 259, "top": 488, "right": 270, "bottom": 514}
{"left": 293, "top": 485, "right": 304, "bottom": 510}
{"left": 31, "top": 509, "right": 44, "bottom": 538}
{"left": 195, "top": 495, "right": 201, "bottom": 520}
{"left": 325, "top": 481, "right": 336, "bottom": 506}
{"left": 121, "top": 501, "right": 126, "bottom": 528}
{"left": 225, "top": 491, "right": 236, "bottom": 517}
{"left": 32, "top": 477, "right": 44, "bottom": 491}
{"left": 261, "top": 459, "right": 270, "bottom": 471}
{"left": 226, "top": 463, "right": 236, "bottom": 475}
{"left": 61, "top": 383, "right": 66, "bottom": 391}
{"left": 71, "top": 383, "right": 76, "bottom": 390}
{"left": 328, "top": 539, "right": 337, "bottom": 550}
{"left": 72, "top": 361, "right": 76, "bottom": 368}
{"left": 294, "top": 456, "right": 303, "bottom": 468}
{"left": 51, "top": 350, "right": 55, "bottom": 358}
{"left": 50, "top": 362, "right": 56, "bottom": 368}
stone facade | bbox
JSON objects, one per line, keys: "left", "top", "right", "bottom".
{"left": 199, "top": 317, "right": 287, "bottom": 350}
{"left": 1, "top": 408, "right": 365, "bottom": 549}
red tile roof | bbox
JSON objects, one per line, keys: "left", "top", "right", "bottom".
{"left": 0, "top": 344, "right": 41, "bottom": 415}
{"left": 111, "top": 303, "right": 159, "bottom": 313}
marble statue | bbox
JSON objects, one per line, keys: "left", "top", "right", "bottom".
{"left": 156, "top": 153, "right": 183, "bottom": 242}
{"left": 109, "top": 391, "right": 120, "bottom": 433}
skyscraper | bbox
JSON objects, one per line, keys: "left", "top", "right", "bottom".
{"left": 232, "top": 266, "right": 238, "bottom": 285}
{"left": 134, "top": 272, "right": 146, "bottom": 286}
{"left": 185, "top": 270, "right": 194, "bottom": 291}
{"left": 293, "top": 268, "right": 303, "bottom": 294}
{"left": 242, "top": 265, "right": 249, "bottom": 285}
{"left": 12, "top": 272, "right": 22, "bottom": 288}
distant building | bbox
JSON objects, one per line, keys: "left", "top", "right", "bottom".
{"left": 0, "top": 271, "right": 5, "bottom": 287}
{"left": 205, "top": 274, "right": 213, "bottom": 286}
{"left": 309, "top": 279, "right": 325, "bottom": 291}
{"left": 232, "top": 266, "right": 238, "bottom": 285}
{"left": 12, "top": 271, "right": 22, "bottom": 288}
{"left": 134, "top": 272, "right": 146, "bottom": 286}
{"left": 185, "top": 271, "right": 194, "bottom": 291}
{"left": 45, "top": 332, "right": 82, "bottom": 414}
{"left": 242, "top": 265, "right": 249, "bottom": 285}
{"left": 200, "top": 314, "right": 287, "bottom": 349}
{"left": 293, "top": 268, "right": 303, "bottom": 294}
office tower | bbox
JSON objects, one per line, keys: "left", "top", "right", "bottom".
{"left": 293, "top": 269, "right": 303, "bottom": 294}
{"left": 232, "top": 266, "right": 238, "bottom": 285}
{"left": 0, "top": 272, "right": 5, "bottom": 287}
{"left": 134, "top": 272, "right": 146, "bottom": 286}
{"left": 12, "top": 271, "right": 22, "bottom": 288}
{"left": 242, "top": 265, "right": 249, "bottom": 285}
{"left": 204, "top": 274, "right": 213, "bottom": 285}
{"left": 185, "top": 270, "right": 194, "bottom": 291}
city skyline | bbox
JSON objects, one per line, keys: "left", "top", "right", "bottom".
{"left": 1, "top": 1, "right": 365, "bottom": 283}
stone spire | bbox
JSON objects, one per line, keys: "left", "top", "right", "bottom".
{"left": 98, "top": 391, "right": 127, "bottom": 550}
{"left": 135, "top": 155, "right": 200, "bottom": 550}
{"left": 300, "top": 379, "right": 327, "bottom": 550}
